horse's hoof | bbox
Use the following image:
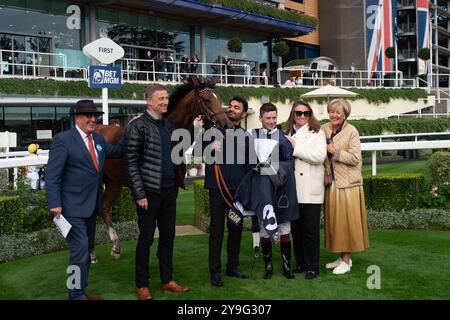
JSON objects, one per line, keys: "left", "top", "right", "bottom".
{"left": 111, "top": 250, "right": 121, "bottom": 260}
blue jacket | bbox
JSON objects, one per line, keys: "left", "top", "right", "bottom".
{"left": 45, "top": 127, "right": 123, "bottom": 218}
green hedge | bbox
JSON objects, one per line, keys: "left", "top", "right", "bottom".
{"left": 0, "top": 196, "right": 23, "bottom": 235}
{"left": 197, "top": 0, "right": 316, "bottom": 26}
{"left": 363, "top": 173, "right": 424, "bottom": 211}
{"left": 348, "top": 118, "right": 450, "bottom": 136}
{"left": 0, "top": 78, "right": 428, "bottom": 105}
{"left": 316, "top": 118, "right": 450, "bottom": 136}
{"left": 0, "top": 183, "right": 136, "bottom": 236}
{"left": 421, "top": 151, "right": 450, "bottom": 209}
{"left": 0, "top": 220, "right": 139, "bottom": 263}
{"left": 193, "top": 180, "right": 210, "bottom": 232}
{"left": 111, "top": 187, "right": 137, "bottom": 222}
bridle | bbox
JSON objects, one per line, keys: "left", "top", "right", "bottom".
{"left": 194, "top": 87, "right": 227, "bottom": 128}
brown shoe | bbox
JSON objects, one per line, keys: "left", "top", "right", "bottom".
{"left": 136, "top": 287, "right": 153, "bottom": 300}
{"left": 86, "top": 294, "right": 103, "bottom": 300}
{"left": 160, "top": 280, "right": 189, "bottom": 293}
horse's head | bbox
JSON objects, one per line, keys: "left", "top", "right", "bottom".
{"left": 167, "top": 76, "right": 233, "bottom": 132}
{"left": 190, "top": 76, "right": 234, "bottom": 132}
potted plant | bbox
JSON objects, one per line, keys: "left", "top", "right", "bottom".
{"left": 187, "top": 158, "right": 203, "bottom": 177}
{"left": 273, "top": 41, "right": 290, "bottom": 83}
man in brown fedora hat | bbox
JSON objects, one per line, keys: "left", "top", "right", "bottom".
{"left": 46, "top": 99, "right": 125, "bottom": 300}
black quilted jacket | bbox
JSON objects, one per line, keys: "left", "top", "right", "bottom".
{"left": 124, "top": 112, "right": 185, "bottom": 200}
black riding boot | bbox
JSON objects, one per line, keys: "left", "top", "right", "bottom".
{"left": 261, "top": 239, "right": 273, "bottom": 279}
{"left": 281, "top": 241, "right": 295, "bottom": 279}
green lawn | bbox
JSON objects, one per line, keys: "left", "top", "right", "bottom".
{"left": 0, "top": 229, "right": 448, "bottom": 300}
{"left": 363, "top": 160, "right": 429, "bottom": 183}
{"left": 176, "top": 184, "right": 195, "bottom": 225}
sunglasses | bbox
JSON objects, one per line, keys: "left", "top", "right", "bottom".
{"left": 83, "top": 113, "right": 99, "bottom": 119}
{"left": 295, "top": 111, "right": 311, "bottom": 117}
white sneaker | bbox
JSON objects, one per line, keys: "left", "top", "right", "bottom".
{"left": 325, "top": 258, "right": 352, "bottom": 269}
{"left": 332, "top": 261, "right": 351, "bottom": 275}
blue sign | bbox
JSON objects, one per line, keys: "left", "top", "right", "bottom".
{"left": 88, "top": 65, "right": 122, "bottom": 89}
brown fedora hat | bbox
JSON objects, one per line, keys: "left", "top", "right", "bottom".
{"left": 70, "top": 100, "right": 104, "bottom": 115}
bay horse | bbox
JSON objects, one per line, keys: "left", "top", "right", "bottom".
{"left": 93, "top": 75, "right": 232, "bottom": 261}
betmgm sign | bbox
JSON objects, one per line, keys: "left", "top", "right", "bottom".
{"left": 88, "top": 65, "right": 122, "bottom": 89}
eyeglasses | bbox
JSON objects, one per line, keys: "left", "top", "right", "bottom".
{"left": 295, "top": 111, "right": 311, "bottom": 117}
{"left": 84, "top": 114, "right": 99, "bottom": 119}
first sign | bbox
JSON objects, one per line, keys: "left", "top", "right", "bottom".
{"left": 83, "top": 38, "right": 124, "bottom": 65}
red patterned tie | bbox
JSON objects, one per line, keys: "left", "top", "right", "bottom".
{"left": 87, "top": 134, "right": 99, "bottom": 172}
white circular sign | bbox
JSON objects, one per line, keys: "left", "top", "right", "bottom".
{"left": 83, "top": 38, "right": 124, "bottom": 64}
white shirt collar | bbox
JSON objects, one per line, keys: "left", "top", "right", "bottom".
{"left": 261, "top": 127, "right": 278, "bottom": 135}
{"left": 75, "top": 125, "right": 89, "bottom": 140}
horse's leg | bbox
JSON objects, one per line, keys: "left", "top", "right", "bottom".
{"left": 103, "top": 182, "right": 123, "bottom": 259}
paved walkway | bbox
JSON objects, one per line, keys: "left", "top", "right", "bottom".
{"left": 154, "top": 225, "right": 205, "bottom": 238}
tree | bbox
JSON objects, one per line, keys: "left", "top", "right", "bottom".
{"left": 273, "top": 41, "right": 290, "bottom": 70}
{"left": 418, "top": 48, "right": 431, "bottom": 60}
{"left": 227, "top": 37, "right": 242, "bottom": 60}
{"left": 385, "top": 46, "right": 395, "bottom": 59}
{"left": 272, "top": 41, "right": 289, "bottom": 83}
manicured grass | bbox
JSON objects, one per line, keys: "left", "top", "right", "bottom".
{"left": 363, "top": 160, "right": 429, "bottom": 182}
{"left": 176, "top": 184, "right": 195, "bottom": 225}
{"left": 0, "top": 229, "right": 448, "bottom": 300}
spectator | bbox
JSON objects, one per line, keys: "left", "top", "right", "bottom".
{"left": 284, "top": 101, "right": 327, "bottom": 280}
{"left": 190, "top": 54, "right": 199, "bottom": 74}
{"left": 155, "top": 53, "right": 165, "bottom": 81}
{"left": 180, "top": 54, "right": 189, "bottom": 79}
{"left": 165, "top": 52, "right": 175, "bottom": 81}
{"left": 284, "top": 77, "right": 296, "bottom": 88}
{"left": 125, "top": 84, "right": 189, "bottom": 300}
{"left": 222, "top": 55, "right": 232, "bottom": 82}
{"left": 322, "top": 99, "right": 369, "bottom": 275}
{"left": 45, "top": 100, "right": 124, "bottom": 300}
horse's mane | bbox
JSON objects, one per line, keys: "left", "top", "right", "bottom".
{"left": 167, "top": 77, "right": 216, "bottom": 115}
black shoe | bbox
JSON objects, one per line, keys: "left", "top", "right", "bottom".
{"left": 226, "top": 267, "right": 249, "bottom": 279}
{"left": 210, "top": 273, "right": 224, "bottom": 287}
{"left": 293, "top": 266, "right": 305, "bottom": 274}
{"left": 305, "top": 271, "right": 319, "bottom": 280}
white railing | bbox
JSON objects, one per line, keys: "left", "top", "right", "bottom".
{"left": 361, "top": 132, "right": 450, "bottom": 176}
{"left": 1, "top": 132, "right": 449, "bottom": 184}
{"left": 277, "top": 67, "right": 408, "bottom": 88}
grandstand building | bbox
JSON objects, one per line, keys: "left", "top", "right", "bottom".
{"left": 0, "top": 0, "right": 317, "bottom": 149}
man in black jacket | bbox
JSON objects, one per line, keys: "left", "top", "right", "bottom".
{"left": 199, "top": 96, "right": 251, "bottom": 287}
{"left": 124, "top": 84, "right": 188, "bottom": 300}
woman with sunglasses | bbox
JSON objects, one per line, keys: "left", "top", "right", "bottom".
{"left": 322, "top": 99, "right": 369, "bottom": 275}
{"left": 285, "top": 101, "right": 327, "bottom": 280}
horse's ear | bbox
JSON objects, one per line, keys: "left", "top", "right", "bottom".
{"left": 189, "top": 75, "right": 201, "bottom": 88}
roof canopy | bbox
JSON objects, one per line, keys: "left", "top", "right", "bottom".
{"left": 91, "top": 0, "right": 315, "bottom": 38}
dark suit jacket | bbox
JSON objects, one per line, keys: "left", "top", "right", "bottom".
{"left": 45, "top": 127, "right": 123, "bottom": 218}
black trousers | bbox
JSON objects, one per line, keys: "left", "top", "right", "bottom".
{"left": 208, "top": 189, "right": 243, "bottom": 274}
{"left": 135, "top": 186, "right": 178, "bottom": 288}
{"left": 291, "top": 203, "right": 321, "bottom": 273}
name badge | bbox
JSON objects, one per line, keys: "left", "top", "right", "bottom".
{"left": 96, "top": 144, "right": 103, "bottom": 152}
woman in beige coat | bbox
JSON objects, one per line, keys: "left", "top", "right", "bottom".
{"left": 322, "top": 99, "right": 369, "bottom": 275}
{"left": 285, "top": 101, "right": 327, "bottom": 279}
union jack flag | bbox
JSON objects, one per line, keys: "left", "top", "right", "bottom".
{"left": 417, "top": 0, "right": 431, "bottom": 75}
{"left": 366, "top": 0, "right": 396, "bottom": 80}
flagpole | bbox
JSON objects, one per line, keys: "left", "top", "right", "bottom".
{"left": 395, "top": 16, "right": 398, "bottom": 87}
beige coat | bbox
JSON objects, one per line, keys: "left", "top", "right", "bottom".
{"left": 291, "top": 124, "right": 327, "bottom": 204}
{"left": 322, "top": 122, "right": 363, "bottom": 189}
